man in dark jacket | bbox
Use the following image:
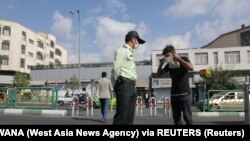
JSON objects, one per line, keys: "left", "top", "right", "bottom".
{"left": 157, "top": 45, "right": 194, "bottom": 125}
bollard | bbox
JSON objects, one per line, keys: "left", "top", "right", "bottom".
{"left": 86, "top": 96, "right": 94, "bottom": 117}
{"left": 244, "top": 82, "right": 250, "bottom": 125}
{"left": 136, "top": 96, "right": 143, "bottom": 117}
{"left": 71, "top": 96, "right": 79, "bottom": 116}
{"left": 90, "top": 97, "right": 94, "bottom": 116}
{"left": 86, "top": 97, "right": 89, "bottom": 116}
{"left": 164, "top": 97, "right": 171, "bottom": 117}
{"left": 140, "top": 98, "right": 143, "bottom": 117}
{"left": 150, "top": 97, "right": 157, "bottom": 116}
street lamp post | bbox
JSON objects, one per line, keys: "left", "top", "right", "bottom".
{"left": 70, "top": 10, "right": 81, "bottom": 92}
{"left": 0, "top": 55, "right": 2, "bottom": 70}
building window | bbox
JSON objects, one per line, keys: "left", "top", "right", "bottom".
{"left": 50, "top": 51, "right": 54, "bottom": 59}
{"left": 155, "top": 54, "right": 163, "bottom": 66}
{"left": 3, "top": 26, "right": 11, "bottom": 36}
{"left": 224, "top": 51, "right": 240, "bottom": 64}
{"left": 1, "top": 55, "right": 9, "bottom": 65}
{"left": 1, "top": 40, "right": 10, "bottom": 50}
{"left": 240, "top": 30, "right": 250, "bottom": 46}
{"left": 195, "top": 53, "right": 208, "bottom": 65}
{"left": 50, "top": 41, "right": 55, "bottom": 48}
{"left": 29, "top": 39, "right": 34, "bottom": 45}
{"left": 22, "top": 31, "right": 26, "bottom": 41}
{"left": 178, "top": 53, "right": 188, "bottom": 58}
{"left": 213, "top": 52, "right": 218, "bottom": 64}
{"left": 49, "top": 62, "right": 54, "bottom": 69}
{"left": 28, "top": 52, "right": 33, "bottom": 57}
{"left": 27, "top": 65, "right": 32, "bottom": 70}
{"left": 55, "top": 59, "right": 61, "bottom": 66}
{"left": 37, "top": 40, "right": 44, "bottom": 48}
{"left": 55, "top": 49, "right": 62, "bottom": 56}
{"left": 248, "top": 51, "right": 250, "bottom": 63}
{"left": 36, "top": 52, "right": 44, "bottom": 60}
{"left": 21, "top": 45, "right": 26, "bottom": 54}
{"left": 20, "top": 58, "right": 25, "bottom": 68}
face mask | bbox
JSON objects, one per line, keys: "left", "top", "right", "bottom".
{"left": 134, "top": 43, "right": 140, "bottom": 49}
{"left": 164, "top": 56, "right": 173, "bottom": 63}
{"left": 169, "top": 61, "right": 180, "bottom": 69}
{"left": 169, "top": 57, "right": 180, "bottom": 69}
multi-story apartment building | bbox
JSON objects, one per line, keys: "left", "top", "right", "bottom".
{"left": 151, "top": 25, "right": 250, "bottom": 100}
{"left": 0, "top": 20, "right": 67, "bottom": 86}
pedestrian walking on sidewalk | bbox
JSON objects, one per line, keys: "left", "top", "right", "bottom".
{"left": 97, "top": 72, "right": 114, "bottom": 123}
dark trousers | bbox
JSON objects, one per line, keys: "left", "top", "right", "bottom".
{"left": 171, "top": 94, "right": 193, "bottom": 125}
{"left": 113, "top": 81, "right": 136, "bottom": 125}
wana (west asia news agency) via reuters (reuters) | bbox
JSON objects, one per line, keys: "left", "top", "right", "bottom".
{"left": 0, "top": 125, "right": 249, "bottom": 140}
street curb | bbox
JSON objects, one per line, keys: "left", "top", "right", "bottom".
{"left": 192, "top": 112, "right": 244, "bottom": 117}
{"left": 0, "top": 109, "right": 67, "bottom": 116}
{"left": 0, "top": 108, "right": 244, "bottom": 117}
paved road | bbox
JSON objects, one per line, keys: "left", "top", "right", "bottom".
{"left": 0, "top": 106, "right": 247, "bottom": 141}
{"left": 0, "top": 104, "right": 247, "bottom": 125}
{"left": 0, "top": 109, "right": 245, "bottom": 125}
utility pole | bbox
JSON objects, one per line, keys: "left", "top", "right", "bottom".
{"left": 70, "top": 10, "right": 81, "bottom": 92}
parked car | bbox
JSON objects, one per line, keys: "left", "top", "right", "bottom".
{"left": 58, "top": 95, "right": 72, "bottom": 106}
{"left": 196, "top": 91, "right": 244, "bottom": 111}
{"left": 211, "top": 91, "right": 244, "bottom": 109}
{"left": 58, "top": 93, "right": 87, "bottom": 106}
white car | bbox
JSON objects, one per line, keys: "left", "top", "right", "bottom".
{"left": 58, "top": 95, "right": 73, "bottom": 106}
{"left": 211, "top": 91, "right": 244, "bottom": 109}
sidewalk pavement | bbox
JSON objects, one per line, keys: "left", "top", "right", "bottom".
{"left": 0, "top": 108, "right": 67, "bottom": 116}
{"left": 0, "top": 108, "right": 245, "bottom": 117}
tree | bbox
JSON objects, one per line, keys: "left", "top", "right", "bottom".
{"left": 204, "top": 66, "right": 241, "bottom": 91}
{"left": 68, "top": 74, "right": 79, "bottom": 92}
{"left": 13, "top": 72, "right": 30, "bottom": 87}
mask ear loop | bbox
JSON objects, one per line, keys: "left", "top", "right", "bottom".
{"left": 133, "top": 37, "right": 140, "bottom": 49}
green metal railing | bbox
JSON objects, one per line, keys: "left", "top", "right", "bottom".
{"left": 203, "top": 90, "right": 243, "bottom": 112}
{"left": 0, "top": 87, "right": 8, "bottom": 108}
{"left": 0, "top": 87, "right": 58, "bottom": 109}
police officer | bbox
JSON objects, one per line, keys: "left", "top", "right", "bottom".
{"left": 111, "top": 31, "right": 145, "bottom": 125}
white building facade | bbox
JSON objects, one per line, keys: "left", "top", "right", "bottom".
{"left": 151, "top": 25, "right": 250, "bottom": 101}
{"left": 0, "top": 20, "right": 67, "bottom": 86}
{"left": 152, "top": 46, "right": 250, "bottom": 101}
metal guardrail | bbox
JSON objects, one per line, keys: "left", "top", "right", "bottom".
{"left": 244, "top": 82, "right": 250, "bottom": 125}
{"left": 0, "top": 87, "right": 58, "bottom": 109}
{"left": 0, "top": 87, "right": 8, "bottom": 108}
{"left": 30, "top": 60, "right": 152, "bottom": 70}
{"left": 203, "top": 90, "right": 243, "bottom": 112}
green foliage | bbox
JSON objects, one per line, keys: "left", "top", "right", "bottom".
{"left": 68, "top": 74, "right": 79, "bottom": 91}
{"left": 204, "top": 66, "right": 241, "bottom": 91}
{"left": 13, "top": 72, "right": 30, "bottom": 87}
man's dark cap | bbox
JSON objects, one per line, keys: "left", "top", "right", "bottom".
{"left": 162, "top": 44, "right": 175, "bottom": 55}
{"left": 125, "top": 31, "right": 145, "bottom": 44}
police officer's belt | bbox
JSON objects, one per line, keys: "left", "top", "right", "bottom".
{"left": 120, "top": 76, "right": 136, "bottom": 85}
